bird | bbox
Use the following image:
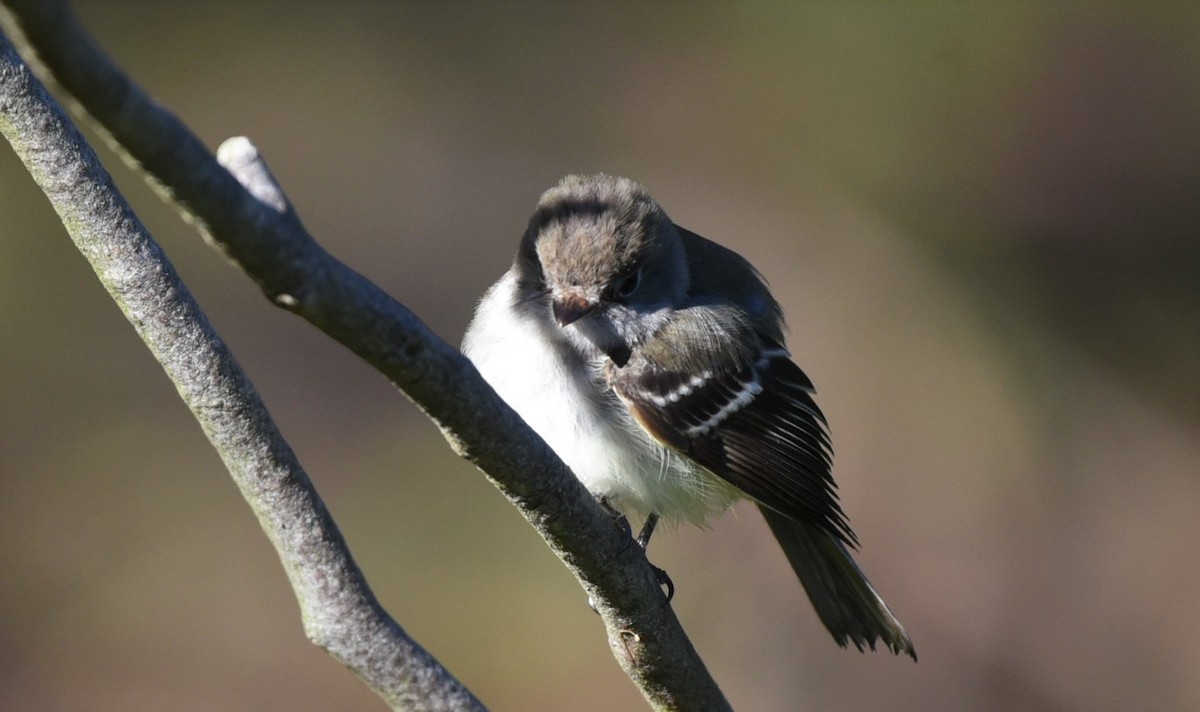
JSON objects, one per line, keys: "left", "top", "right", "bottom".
{"left": 462, "top": 173, "right": 915, "bottom": 659}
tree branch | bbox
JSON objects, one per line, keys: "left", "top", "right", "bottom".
{"left": 0, "top": 2, "right": 731, "bottom": 710}
{"left": 0, "top": 27, "right": 484, "bottom": 712}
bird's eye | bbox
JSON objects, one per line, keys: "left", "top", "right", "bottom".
{"left": 615, "top": 269, "right": 641, "bottom": 298}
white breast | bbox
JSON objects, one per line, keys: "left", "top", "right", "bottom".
{"left": 462, "top": 272, "right": 741, "bottom": 524}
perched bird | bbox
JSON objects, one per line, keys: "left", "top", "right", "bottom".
{"left": 462, "top": 174, "right": 915, "bottom": 658}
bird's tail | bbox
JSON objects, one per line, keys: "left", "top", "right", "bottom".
{"left": 758, "top": 505, "right": 916, "bottom": 660}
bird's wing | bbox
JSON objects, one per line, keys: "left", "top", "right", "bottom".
{"left": 608, "top": 307, "right": 857, "bottom": 547}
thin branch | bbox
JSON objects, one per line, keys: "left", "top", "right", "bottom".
{"left": 0, "top": 27, "right": 482, "bottom": 712}
{"left": 1, "top": 2, "right": 731, "bottom": 710}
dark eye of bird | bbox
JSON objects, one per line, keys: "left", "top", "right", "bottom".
{"left": 615, "top": 268, "right": 641, "bottom": 298}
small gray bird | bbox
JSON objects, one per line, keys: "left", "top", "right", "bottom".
{"left": 463, "top": 174, "right": 915, "bottom": 659}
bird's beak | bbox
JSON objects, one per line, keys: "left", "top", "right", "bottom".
{"left": 552, "top": 291, "right": 596, "bottom": 327}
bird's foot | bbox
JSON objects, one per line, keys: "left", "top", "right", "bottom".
{"left": 597, "top": 495, "right": 633, "bottom": 543}
{"left": 636, "top": 512, "right": 659, "bottom": 549}
{"left": 596, "top": 500, "right": 674, "bottom": 604}
{"left": 636, "top": 514, "right": 673, "bottom": 603}
{"left": 650, "top": 563, "right": 675, "bottom": 604}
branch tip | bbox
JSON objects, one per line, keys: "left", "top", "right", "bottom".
{"left": 217, "top": 135, "right": 289, "bottom": 214}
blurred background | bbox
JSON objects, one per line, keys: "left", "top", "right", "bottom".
{"left": 2, "top": 2, "right": 1198, "bottom": 710}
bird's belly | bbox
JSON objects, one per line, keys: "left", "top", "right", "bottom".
{"left": 465, "top": 310, "right": 739, "bottom": 523}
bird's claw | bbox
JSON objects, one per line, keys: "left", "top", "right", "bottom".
{"left": 650, "top": 563, "right": 675, "bottom": 604}
{"left": 598, "top": 496, "right": 634, "bottom": 548}
{"left": 596, "top": 499, "right": 674, "bottom": 604}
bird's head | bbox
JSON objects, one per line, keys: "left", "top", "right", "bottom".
{"left": 515, "top": 174, "right": 688, "bottom": 366}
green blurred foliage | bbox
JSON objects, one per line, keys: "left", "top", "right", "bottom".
{"left": 1, "top": 2, "right": 1197, "bottom": 711}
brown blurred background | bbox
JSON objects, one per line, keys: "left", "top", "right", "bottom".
{"left": 2, "top": 2, "right": 1198, "bottom": 710}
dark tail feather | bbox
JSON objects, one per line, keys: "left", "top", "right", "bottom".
{"left": 759, "top": 505, "right": 916, "bottom": 660}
